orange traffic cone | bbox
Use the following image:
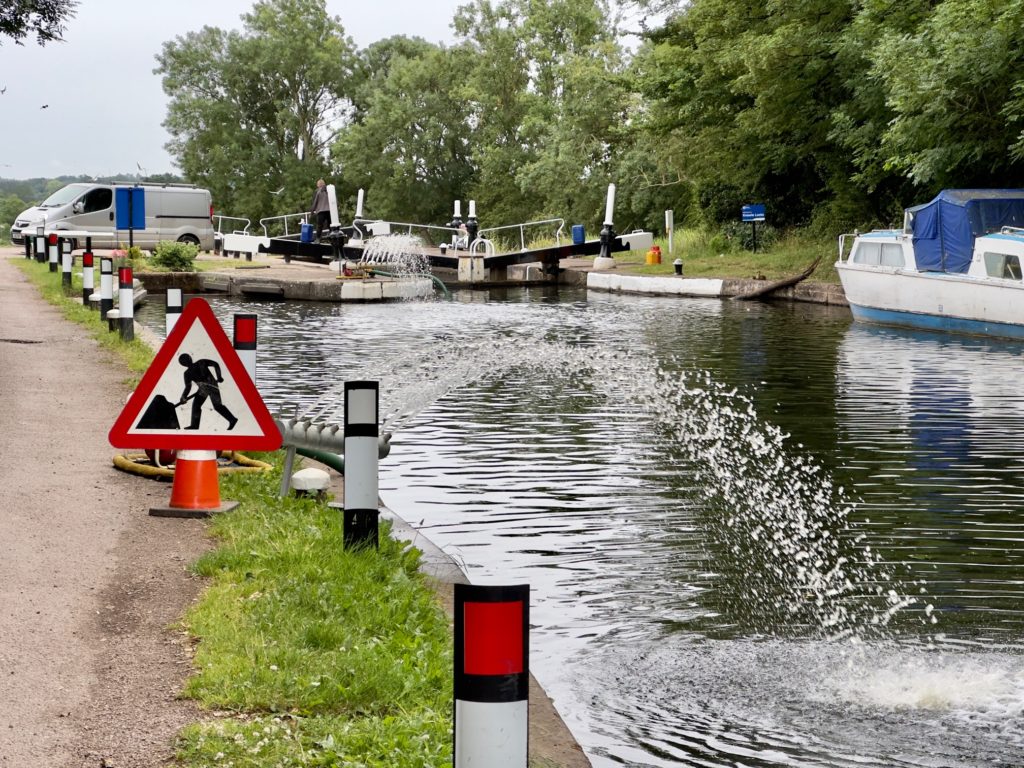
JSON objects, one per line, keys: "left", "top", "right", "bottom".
{"left": 151, "top": 450, "right": 239, "bottom": 518}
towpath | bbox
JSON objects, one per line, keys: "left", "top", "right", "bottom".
{"left": 0, "top": 251, "right": 209, "bottom": 767}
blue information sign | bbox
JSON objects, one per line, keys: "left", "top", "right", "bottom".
{"left": 741, "top": 204, "right": 766, "bottom": 223}
{"left": 115, "top": 187, "right": 146, "bottom": 230}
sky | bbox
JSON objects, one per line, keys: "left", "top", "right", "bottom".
{"left": 0, "top": 0, "right": 463, "bottom": 180}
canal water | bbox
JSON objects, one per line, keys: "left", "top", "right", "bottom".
{"left": 137, "top": 286, "right": 1024, "bottom": 767}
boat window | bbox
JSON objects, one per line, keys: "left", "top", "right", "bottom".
{"left": 983, "top": 251, "right": 1023, "bottom": 280}
{"left": 852, "top": 241, "right": 881, "bottom": 266}
{"left": 880, "top": 243, "right": 905, "bottom": 267}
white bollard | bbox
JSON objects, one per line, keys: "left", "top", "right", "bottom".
{"left": 100, "top": 257, "right": 114, "bottom": 320}
{"left": 343, "top": 381, "right": 379, "bottom": 549}
{"left": 165, "top": 287, "right": 183, "bottom": 337}
{"left": 327, "top": 184, "right": 340, "bottom": 229}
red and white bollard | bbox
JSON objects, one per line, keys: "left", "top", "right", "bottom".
{"left": 118, "top": 266, "right": 134, "bottom": 341}
{"left": 82, "top": 239, "right": 94, "bottom": 306}
{"left": 454, "top": 583, "right": 530, "bottom": 768}
{"left": 233, "top": 313, "right": 258, "bottom": 385}
{"left": 47, "top": 233, "right": 58, "bottom": 272}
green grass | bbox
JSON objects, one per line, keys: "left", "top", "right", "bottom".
{"left": 175, "top": 465, "right": 454, "bottom": 767}
{"left": 13, "top": 258, "right": 156, "bottom": 380}
{"left": 617, "top": 229, "right": 840, "bottom": 284}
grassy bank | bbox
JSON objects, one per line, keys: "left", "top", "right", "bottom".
{"left": 618, "top": 229, "right": 839, "bottom": 283}
{"left": 177, "top": 467, "right": 453, "bottom": 767}
{"left": 12, "top": 255, "right": 457, "bottom": 766}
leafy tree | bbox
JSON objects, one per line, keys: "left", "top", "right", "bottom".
{"left": 334, "top": 43, "right": 475, "bottom": 225}
{"left": 0, "top": 193, "right": 27, "bottom": 242}
{"left": 0, "top": 0, "right": 76, "bottom": 46}
{"left": 870, "top": 0, "right": 1024, "bottom": 189}
{"left": 156, "top": 0, "right": 358, "bottom": 222}
{"left": 454, "top": 0, "right": 629, "bottom": 229}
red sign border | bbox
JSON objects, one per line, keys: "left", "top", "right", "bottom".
{"left": 108, "top": 298, "right": 282, "bottom": 451}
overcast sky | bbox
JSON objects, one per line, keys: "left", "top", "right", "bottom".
{"left": 0, "top": 0, "right": 463, "bottom": 180}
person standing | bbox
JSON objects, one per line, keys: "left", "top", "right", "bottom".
{"left": 310, "top": 178, "right": 331, "bottom": 240}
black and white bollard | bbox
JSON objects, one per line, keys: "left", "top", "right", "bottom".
{"left": 466, "top": 200, "right": 479, "bottom": 246}
{"left": 118, "top": 266, "right": 134, "bottom": 341}
{"left": 343, "top": 380, "right": 379, "bottom": 550}
{"left": 454, "top": 583, "right": 530, "bottom": 768}
{"left": 60, "top": 237, "right": 73, "bottom": 292}
{"left": 34, "top": 227, "right": 45, "bottom": 263}
{"left": 82, "top": 247, "right": 95, "bottom": 305}
{"left": 100, "top": 257, "right": 114, "bottom": 320}
{"left": 165, "top": 287, "right": 183, "bottom": 336}
{"left": 47, "top": 234, "right": 58, "bottom": 273}
{"left": 233, "top": 313, "right": 257, "bottom": 385}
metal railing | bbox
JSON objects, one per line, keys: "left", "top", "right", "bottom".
{"left": 478, "top": 218, "right": 565, "bottom": 252}
{"left": 352, "top": 218, "right": 463, "bottom": 250}
{"left": 261, "top": 212, "right": 309, "bottom": 238}
{"left": 213, "top": 215, "right": 251, "bottom": 235}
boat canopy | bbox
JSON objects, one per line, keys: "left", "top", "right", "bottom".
{"left": 907, "top": 189, "right": 1024, "bottom": 273}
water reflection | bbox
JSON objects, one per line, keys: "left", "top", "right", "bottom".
{"left": 135, "top": 291, "right": 1024, "bottom": 767}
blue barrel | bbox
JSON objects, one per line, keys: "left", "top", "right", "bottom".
{"left": 571, "top": 224, "right": 585, "bottom": 245}
{"left": 300, "top": 222, "right": 314, "bottom": 243}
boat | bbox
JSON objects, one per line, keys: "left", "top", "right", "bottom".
{"left": 836, "top": 189, "right": 1024, "bottom": 339}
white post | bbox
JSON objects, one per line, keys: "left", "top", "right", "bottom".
{"left": 454, "top": 200, "right": 462, "bottom": 218}
{"left": 118, "top": 266, "right": 134, "bottom": 341}
{"left": 604, "top": 183, "right": 616, "bottom": 227}
{"left": 665, "top": 209, "right": 674, "bottom": 255}
{"left": 343, "top": 381, "right": 379, "bottom": 550}
{"left": 327, "top": 184, "right": 340, "bottom": 228}
{"left": 355, "top": 188, "right": 365, "bottom": 219}
{"left": 468, "top": 200, "right": 476, "bottom": 218}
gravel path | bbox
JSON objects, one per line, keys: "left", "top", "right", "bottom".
{"left": 0, "top": 252, "right": 209, "bottom": 767}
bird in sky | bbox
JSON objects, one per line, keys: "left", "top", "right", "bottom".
{"left": 0, "top": 86, "right": 6, "bottom": 94}
{"left": 40, "top": 104, "right": 48, "bottom": 109}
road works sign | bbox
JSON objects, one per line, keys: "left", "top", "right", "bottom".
{"left": 109, "top": 298, "right": 282, "bottom": 451}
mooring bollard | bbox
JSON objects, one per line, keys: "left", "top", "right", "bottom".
{"left": 47, "top": 233, "right": 58, "bottom": 273}
{"left": 674, "top": 258, "right": 683, "bottom": 276}
{"left": 454, "top": 583, "right": 530, "bottom": 768}
{"left": 343, "top": 380, "right": 379, "bottom": 550}
{"left": 100, "top": 257, "right": 113, "bottom": 320}
{"left": 165, "top": 287, "right": 183, "bottom": 336}
{"left": 233, "top": 313, "right": 257, "bottom": 385}
{"left": 34, "top": 228, "right": 45, "bottom": 263}
{"left": 82, "top": 248, "right": 94, "bottom": 305}
{"left": 118, "top": 266, "right": 134, "bottom": 341}
{"left": 60, "top": 237, "right": 73, "bottom": 292}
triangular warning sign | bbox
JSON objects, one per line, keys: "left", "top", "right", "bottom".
{"left": 109, "top": 298, "right": 282, "bottom": 451}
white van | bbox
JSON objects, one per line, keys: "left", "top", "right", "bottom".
{"left": 11, "top": 182, "right": 215, "bottom": 250}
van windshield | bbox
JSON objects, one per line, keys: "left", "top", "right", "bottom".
{"left": 39, "top": 184, "right": 90, "bottom": 208}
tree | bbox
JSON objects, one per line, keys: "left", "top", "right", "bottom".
{"left": 0, "top": 0, "right": 76, "bottom": 46}
{"left": 334, "top": 42, "right": 475, "bottom": 225}
{"left": 870, "top": 0, "right": 1024, "bottom": 189}
{"left": 155, "top": 0, "right": 358, "bottom": 222}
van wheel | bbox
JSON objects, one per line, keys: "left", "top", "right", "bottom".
{"left": 177, "top": 234, "right": 200, "bottom": 246}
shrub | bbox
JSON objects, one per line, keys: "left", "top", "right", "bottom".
{"left": 152, "top": 240, "right": 198, "bottom": 271}
{"left": 719, "top": 220, "right": 779, "bottom": 251}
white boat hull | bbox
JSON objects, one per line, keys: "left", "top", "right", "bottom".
{"left": 837, "top": 263, "right": 1024, "bottom": 339}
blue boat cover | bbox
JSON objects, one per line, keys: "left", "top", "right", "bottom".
{"left": 908, "top": 189, "right": 1024, "bottom": 273}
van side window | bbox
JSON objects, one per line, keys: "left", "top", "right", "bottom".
{"left": 80, "top": 188, "right": 112, "bottom": 214}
